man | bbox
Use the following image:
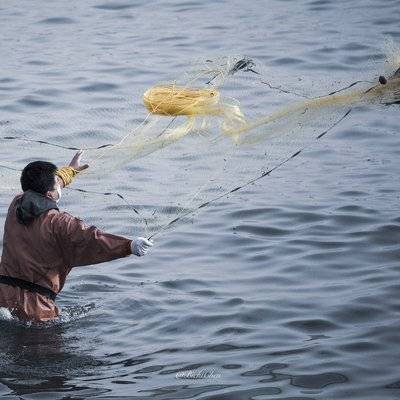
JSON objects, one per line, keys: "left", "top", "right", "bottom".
{"left": 0, "top": 150, "right": 153, "bottom": 322}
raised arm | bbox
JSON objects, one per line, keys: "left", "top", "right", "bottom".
{"left": 56, "top": 149, "right": 89, "bottom": 188}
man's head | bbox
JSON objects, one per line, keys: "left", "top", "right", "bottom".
{"left": 20, "top": 161, "right": 61, "bottom": 201}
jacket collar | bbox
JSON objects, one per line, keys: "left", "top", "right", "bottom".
{"left": 16, "top": 190, "right": 58, "bottom": 225}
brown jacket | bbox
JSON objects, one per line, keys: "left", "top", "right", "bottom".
{"left": 0, "top": 194, "right": 132, "bottom": 322}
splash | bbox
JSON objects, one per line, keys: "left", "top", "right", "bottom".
{"left": 0, "top": 307, "right": 14, "bottom": 321}
{"left": 0, "top": 303, "right": 95, "bottom": 328}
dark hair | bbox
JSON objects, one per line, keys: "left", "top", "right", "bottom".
{"left": 20, "top": 161, "right": 58, "bottom": 194}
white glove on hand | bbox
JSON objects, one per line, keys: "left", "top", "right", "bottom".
{"left": 131, "top": 237, "right": 153, "bottom": 257}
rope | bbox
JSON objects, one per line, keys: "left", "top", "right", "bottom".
{"left": 148, "top": 108, "right": 352, "bottom": 239}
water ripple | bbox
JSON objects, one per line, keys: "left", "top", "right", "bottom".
{"left": 0, "top": 0, "right": 399, "bottom": 399}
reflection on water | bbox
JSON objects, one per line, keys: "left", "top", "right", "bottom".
{"left": 0, "top": 320, "right": 104, "bottom": 398}
{"left": 0, "top": 310, "right": 351, "bottom": 399}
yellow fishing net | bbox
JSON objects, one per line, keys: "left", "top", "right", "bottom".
{"left": 0, "top": 51, "right": 399, "bottom": 238}
{"left": 143, "top": 85, "right": 221, "bottom": 116}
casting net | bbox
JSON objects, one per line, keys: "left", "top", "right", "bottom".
{"left": 0, "top": 52, "right": 399, "bottom": 239}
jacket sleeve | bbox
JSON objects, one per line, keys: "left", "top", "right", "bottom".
{"left": 53, "top": 212, "right": 132, "bottom": 268}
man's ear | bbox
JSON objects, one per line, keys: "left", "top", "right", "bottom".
{"left": 45, "top": 190, "right": 55, "bottom": 201}
{"left": 55, "top": 175, "right": 65, "bottom": 188}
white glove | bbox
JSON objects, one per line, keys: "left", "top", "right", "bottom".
{"left": 131, "top": 237, "right": 153, "bottom": 257}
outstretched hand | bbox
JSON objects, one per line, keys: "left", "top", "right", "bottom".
{"left": 69, "top": 149, "right": 89, "bottom": 172}
{"left": 131, "top": 237, "right": 153, "bottom": 257}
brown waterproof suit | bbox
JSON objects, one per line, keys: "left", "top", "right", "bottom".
{"left": 0, "top": 194, "right": 132, "bottom": 322}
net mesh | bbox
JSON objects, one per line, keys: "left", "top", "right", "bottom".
{"left": 1, "top": 54, "right": 399, "bottom": 238}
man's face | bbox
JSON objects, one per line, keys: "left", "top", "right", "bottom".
{"left": 46, "top": 175, "right": 62, "bottom": 202}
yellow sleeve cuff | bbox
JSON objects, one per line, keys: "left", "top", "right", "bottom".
{"left": 56, "top": 166, "right": 79, "bottom": 187}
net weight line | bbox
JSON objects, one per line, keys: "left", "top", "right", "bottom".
{"left": 0, "top": 78, "right": 380, "bottom": 153}
{"left": 0, "top": 109, "right": 353, "bottom": 240}
{"left": 0, "top": 135, "right": 114, "bottom": 151}
{"left": 147, "top": 108, "right": 352, "bottom": 240}
{"left": 0, "top": 108, "right": 363, "bottom": 240}
{"left": 0, "top": 71, "right": 395, "bottom": 238}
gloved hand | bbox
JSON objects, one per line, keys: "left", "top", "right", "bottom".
{"left": 131, "top": 237, "right": 153, "bottom": 257}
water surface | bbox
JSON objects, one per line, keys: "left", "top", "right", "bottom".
{"left": 0, "top": 0, "right": 400, "bottom": 399}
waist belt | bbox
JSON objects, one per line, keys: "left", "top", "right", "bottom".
{"left": 0, "top": 275, "right": 57, "bottom": 301}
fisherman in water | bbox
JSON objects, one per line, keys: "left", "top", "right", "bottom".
{"left": 0, "top": 150, "right": 153, "bottom": 322}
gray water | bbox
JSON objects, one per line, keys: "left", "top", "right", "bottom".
{"left": 1, "top": 0, "right": 400, "bottom": 399}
